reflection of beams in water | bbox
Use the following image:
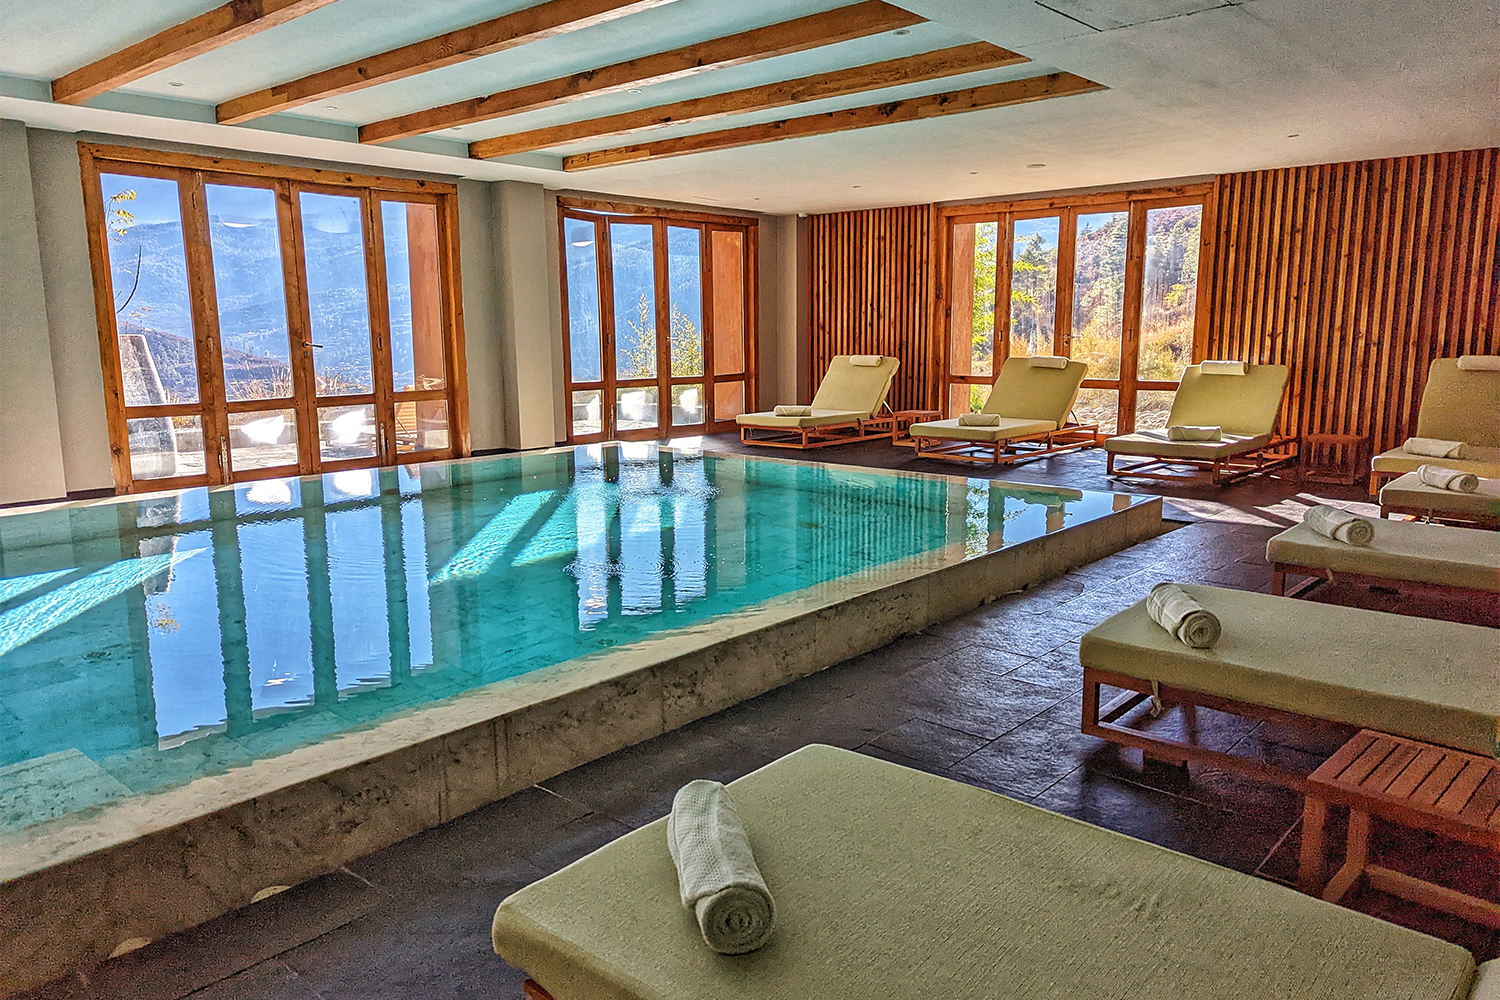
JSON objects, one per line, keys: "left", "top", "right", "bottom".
{"left": 431, "top": 490, "right": 557, "bottom": 584}
{"left": 0, "top": 568, "right": 75, "bottom": 605}
{"left": 0, "top": 550, "right": 202, "bottom": 658}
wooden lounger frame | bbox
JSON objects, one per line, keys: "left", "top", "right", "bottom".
{"left": 1081, "top": 665, "right": 1356, "bottom": 793}
{"left": 1270, "top": 561, "right": 1500, "bottom": 611}
{"left": 1105, "top": 436, "right": 1298, "bottom": 486}
{"left": 738, "top": 411, "right": 894, "bottom": 450}
{"left": 523, "top": 982, "right": 554, "bottom": 1000}
{"left": 1378, "top": 501, "right": 1500, "bottom": 530}
{"left": 913, "top": 423, "right": 1099, "bottom": 466}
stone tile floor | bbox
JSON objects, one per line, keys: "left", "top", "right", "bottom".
{"left": 26, "top": 443, "right": 1499, "bottom": 999}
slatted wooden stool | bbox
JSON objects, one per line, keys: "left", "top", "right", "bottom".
{"left": 1299, "top": 730, "right": 1500, "bottom": 928}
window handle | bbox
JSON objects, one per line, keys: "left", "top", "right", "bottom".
{"left": 303, "top": 341, "right": 323, "bottom": 348}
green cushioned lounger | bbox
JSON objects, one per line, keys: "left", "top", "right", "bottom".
{"left": 908, "top": 357, "right": 1097, "bottom": 465}
{"left": 1380, "top": 472, "right": 1500, "bottom": 528}
{"left": 493, "top": 745, "right": 1484, "bottom": 1000}
{"left": 1267, "top": 517, "right": 1500, "bottom": 595}
{"left": 1079, "top": 585, "right": 1500, "bottom": 759}
{"left": 1370, "top": 358, "right": 1500, "bottom": 494}
{"left": 736, "top": 356, "right": 899, "bottom": 449}
{"left": 1105, "top": 363, "right": 1295, "bottom": 485}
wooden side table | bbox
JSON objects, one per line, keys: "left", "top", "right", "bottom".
{"left": 1299, "top": 730, "right": 1500, "bottom": 928}
{"left": 1300, "top": 433, "right": 1369, "bottom": 486}
{"left": 891, "top": 409, "right": 942, "bottom": 447}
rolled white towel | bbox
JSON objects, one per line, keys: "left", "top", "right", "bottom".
{"left": 1417, "top": 464, "right": 1479, "bottom": 493}
{"left": 773, "top": 404, "right": 811, "bottom": 417}
{"left": 849, "top": 354, "right": 882, "bottom": 367}
{"left": 1303, "top": 504, "right": 1375, "bottom": 545}
{"left": 958, "top": 412, "right": 1001, "bottom": 426}
{"left": 667, "top": 780, "right": 776, "bottom": 955}
{"left": 1167, "top": 425, "right": 1222, "bottom": 441}
{"left": 1457, "top": 355, "right": 1500, "bottom": 372}
{"left": 1199, "top": 360, "right": 1247, "bottom": 376}
{"left": 1027, "top": 355, "right": 1069, "bottom": 369}
{"left": 1145, "top": 582, "right": 1221, "bottom": 649}
{"left": 1402, "top": 437, "right": 1464, "bottom": 458}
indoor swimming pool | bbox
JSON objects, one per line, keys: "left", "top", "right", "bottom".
{"left": 0, "top": 444, "right": 1144, "bottom": 835}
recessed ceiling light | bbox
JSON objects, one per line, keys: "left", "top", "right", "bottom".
{"left": 324, "top": 105, "right": 338, "bottom": 110}
{"left": 1026, "top": 163, "right": 1046, "bottom": 168}
{"left": 852, "top": 184, "right": 861, "bottom": 188}
{"left": 628, "top": 89, "right": 643, "bottom": 94}
{"left": 168, "top": 81, "right": 184, "bottom": 88}
{"left": 451, "top": 125, "right": 463, "bottom": 130}
{"left": 969, "top": 170, "right": 978, "bottom": 175}
{"left": 894, "top": 28, "right": 910, "bottom": 35}
{"left": 1287, "top": 133, "right": 1300, "bottom": 138}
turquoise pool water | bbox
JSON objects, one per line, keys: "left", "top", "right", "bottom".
{"left": 0, "top": 445, "right": 1139, "bottom": 833}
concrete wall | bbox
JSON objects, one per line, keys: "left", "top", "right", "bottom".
{"left": 0, "top": 120, "right": 69, "bottom": 504}
{"left": 0, "top": 125, "right": 806, "bottom": 505}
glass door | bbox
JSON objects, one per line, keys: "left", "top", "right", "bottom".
{"left": 204, "top": 179, "right": 308, "bottom": 481}
{"left": 83, "top": 147, "right": 467, "bottom": 495}
{"left": 941, "top": 195, "right": 1205, "bottom": 435}
{"left": 377, "top": 198, "right": 453, "bottom": 458}
{"left": 561, "top": 209, "right": 754, "bottom": 442}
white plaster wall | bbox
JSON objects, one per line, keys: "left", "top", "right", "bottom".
{"left": 24, "top": 127, "right": 111, "bottom": 497}
{"left": 0, "top": 119, "right": 68, "bottom": 504}
{"left": 758, "top": 214, "right": 808, "bottom": 411}
{"left": 491, "top": 181, "right": 559, "bottom": 451}
{"left": 456, "top": 179, "right": 504, "bottom": 453}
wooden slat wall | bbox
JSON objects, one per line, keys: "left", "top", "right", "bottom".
{"left": 1205, "top": 147, "right": 1499, "bottom": 454}
{"left": 808, "top": 205, "right": 938, "bottom": 411}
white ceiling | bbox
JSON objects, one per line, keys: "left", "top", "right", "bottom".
{"left": 0, "top": 0, "right": 1495, "bottom": 214}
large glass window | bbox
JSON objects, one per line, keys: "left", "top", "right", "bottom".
{"left": 83, "top": 146, "right": 468, "bottom": 493}
{"left": 1070, "top": 210, "right": 1129, "bottom": 382}
{"left": 1008, "top": 216, "right": 1060, "bottom": 357}
{"left": 1139, "top": 205, "right": 1203, "bottom": 383}
{"left": 559, "top": 204, "right": 756, "bottom": 441}
{"left": 940, "top": 190, "right": 1208, "bottom": 435}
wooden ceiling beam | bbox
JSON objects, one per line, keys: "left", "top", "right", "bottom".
{"left": 560, "top": 72, "right": 1107, "bottom": 171}
{"left": 468, "top": 42, "right": 1026, "bottom": 160}
{"left": 216, "top": 0, "right": 677, "bottom": 124}
{"left": 359, "top": 0, "right": 925, "bottom": 145}
{"left": 52, "top": 0, "right": 340, "bottom": 105}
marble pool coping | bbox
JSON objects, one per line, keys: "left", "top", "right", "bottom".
{"left": 0, "top": 447, "right": 1162, "bottom": 996}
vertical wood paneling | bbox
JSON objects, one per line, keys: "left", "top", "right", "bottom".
{"left": 1205, "top": 147, "right": 1499, "bottom": 455}
{"left": 807, "top": 204, "right": 937, "bottom": 411}
{"left": 805, "top": 148, "right": 1497, "bottom": 451}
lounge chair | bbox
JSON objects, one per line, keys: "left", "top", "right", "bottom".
{"left": 1104, "top": 362, "right": 1294, "bottom": 485}
{"left": 735, "top": 355, "right": 898, "bottom": 449}
{"left": 907, "top": 356, "right": 1097, "bottom": 465}
{"left": 493, "top": 744, "right": 1489, "bottom": 1000}
{"left": 1370, "top": 358, "right": 1500, "bottom": 495}
{"left": 1266, "top": 516, "right": 1500, "bottom": 604}
{"left": 1381, "top": 472, "right": 1500, "bottom": 528}
{"left": 1078, "top": 585, "right": 1499, "bottom": 789}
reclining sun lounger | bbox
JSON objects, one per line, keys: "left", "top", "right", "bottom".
{"left": 1370, "top": 358, "right": 1500, "bottom": 496}
{"left": 1104, "top": 362, "right": 1294, "bottom": 485}
{"left": 735, "top": 355, "right": 899, "bottom": 449}
{"left": 906, "top": 356, "right": 1097, "bottom": 466}
{"left": 493, "top": 745, "right": 1490, "bottom": 1000}
{"left": 1079, "top": 585, "right": 1500, "bottom": 789}
{"left": 1381, "top": 471, "right": 1500, "bottom": 529}
{"left": 1267, "top": 517, "right": 1500, "bottom": 604}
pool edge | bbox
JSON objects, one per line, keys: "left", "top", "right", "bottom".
{"left": 0, "top": 495, "right": 1163, "bottom": 997}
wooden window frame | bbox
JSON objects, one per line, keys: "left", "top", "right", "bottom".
{"left": 935, "top": 182, "right": 1215, "bottom": 434}
{"left": 557, "top": 198, "right": 758, "bottom": 444}
{"left": 79, "top": 142, "right": 468, "bottom": 494}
